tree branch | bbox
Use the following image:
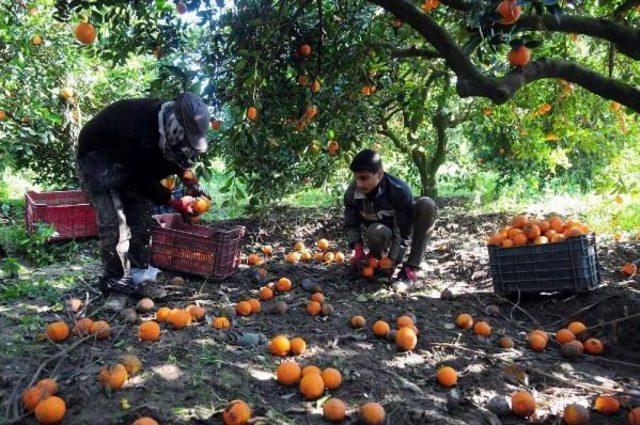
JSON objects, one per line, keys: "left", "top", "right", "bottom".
{"left": 613, "top": 0, "right": 640, "bottom": 17}
{"left": 438, "top": 0, "right": 640, "bottom": 60}
{"left": 513, "top": 15, "right": 640, "bottom": 60}
{"left": 369, "top": 0, "right": 640, "bottom": 112}
{"left": 379, "top": 122, "right": 411, "bottom": 156}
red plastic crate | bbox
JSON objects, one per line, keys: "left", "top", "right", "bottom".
{"left": 150, "top": 214, "right": 245, "bottom": 279}
{"left": 25, "top": 190, "right": 98, "bottom": 240}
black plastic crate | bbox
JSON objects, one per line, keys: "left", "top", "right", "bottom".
{"left": 488, "top": 234, "right": 601, "bottom": 295}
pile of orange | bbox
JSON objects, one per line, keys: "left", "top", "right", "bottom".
{"left": 486, "top": 214, "right": 590, "bottom": 248}
{"left": 360, "top": 256, "right": 394, "bottom": 279}
{"left": 523, "top": 321, "right": 605, "bottom": 358}
{"left": 236, "top": 299, "right": 261, "bottom": 316}
{"left": 22, "top": 378, "right": 66, "bottom": 425}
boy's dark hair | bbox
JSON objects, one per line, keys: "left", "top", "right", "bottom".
{"left": 349, "top": 149, "right": 383, "bottom": 173}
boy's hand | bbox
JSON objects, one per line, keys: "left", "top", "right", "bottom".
{"left": 350, "top": 243, "right": 366, "bottom": 269}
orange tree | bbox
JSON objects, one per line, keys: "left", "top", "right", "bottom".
{"left": 0, "top": 0, "right": 159, "bottom": 187}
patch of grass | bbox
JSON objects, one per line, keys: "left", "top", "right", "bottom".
{"left": 0, "top": 278, "right": 60, "bottom": 304}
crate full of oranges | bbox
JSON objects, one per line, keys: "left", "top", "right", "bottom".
{"left": 486, "top": 215, "right": 590, "bottom": 248}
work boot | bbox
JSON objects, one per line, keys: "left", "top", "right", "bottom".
{"left": 134, "top": 282, "right": 167, "bottom": 300}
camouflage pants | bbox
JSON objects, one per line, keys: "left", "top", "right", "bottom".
{"left": 86, "top": 189, "right": 154, "bottom": 280}
{"left": 364, "top": 197, "right": 437, "bottom": 268}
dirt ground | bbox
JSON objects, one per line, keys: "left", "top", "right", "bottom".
{"left": 1, "top": 201, "right": 639, "bottom": 424}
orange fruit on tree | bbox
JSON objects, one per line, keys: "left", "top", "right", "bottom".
{"left": 496, "top": 0, "right": 521, "bottom": 24}
{"left": 395, "top": 326, "right": 417, "bottom": 351}
{"left": 187, "top": 305, "right": 206, "bottom": 321}
{"left": 511, "top": 214, "right": 529, "bottom": 229}
{"left": 299, "top": 373, "right": 325, "bottom": 400}
{"left": 323, "top": 398, "right": 346, "bottom": 422}
{"left": 499, "top": 336, "right": 515, "bottom": 348}
{"left": 121, "top": 354, "right": 142, "bottom": 376}
{"left": 259, "top": 286, "right": 274, "bottom": 300}
{"left": 297, "top": 75, "right": 309, "bottom": 86}
{"left": 361, "top": 266, "right": 375, "bottom": 278}
{"left": 350, "top": 315, "right": 366, "bottom": 328}
{"left": 138, "top": 321, "right": 161, "bottom": 342}
{"left": 321, "top": 367, "right": 342, "bottom": 390}
{"left": 555, "top": 328, "right": 576, "bottom": 344}
{"left": 210, "top": 119, "right": 222, "bottom": 131}
{"left": 396, "top": 315, "right": 414, "bottom": 328}
{"left": 302, "top": 365, "right": 322, "bottom": 377}
{"left": 73, "top": 317, "right": 94, "bottom": 336}
{"left": 379, "top": 257, "right": 394, "bottom": 269}
{"left": 594, "top": 395, "right": 619, "bottom": 414}
{"left": 563, "top": 403, "right": 590, "bottom": 425}
{"left": 74, "top": 22, "right": 96, "bottom": 44}
{"left": 0, "top": 110, "right": 7, "bottom": 121}
{"left": 584, "top": 338, "right": 603, "bottom": 355}
{"left": 222, "top": 399, "right": 252, "bottom": 425}
{"left": 269, "top": 335, "right": 291, "bottom": 356}
{"left": 311, "top": 292, "right": 325, "bottom": 303}
{"left": 361, "top": 86, "right": 372, "bottom": 96}
{"left": 567, "top": 321, "right": 587, "bottom": 336}
{"left": 623, "top": 262, "right": 637, "bottom": 276}
{"left": 246, "top": 106, "right": 258, "bottom": 121}
{"left": 511, "top": 391, "right": 536, "bottom": 417}
{"left": 359, "top": 402, "right": 386, "bottom": 425}
{"left": 133, "top": 418, "right": 159, "bottom": 425}
{"left": 277, "top": 277, "right": 292, "bottom": 292}
{"left": 422, "top": 0, "right": 440, "bottom": 12}
{"left": 247, "top": 298, "right": 261, "bottom": 314}
{"left": 290, "top": 337, "right": 307, "bottom": 355}
{"left": 455, "top": 313, "right": 473, "bottom": 329}
{"left": 327, "top": 140, "right": 339, "bottom": 155}
{"left": 474, "top": 321, "right": 492, "bottom": 336}
{"left": 236, "top": 301, "right": 252, "bottom": 317}
{"left": 22, "top": 386, "right": 47, "bottom": 411}
{"left": 316, "top": 239, "right": 330, "bottom": 250}
{"left": 212, "top": 316, "right": 231, "bottom": 329}
{"left": 90, "top": 320, "right": 111, "bottom": 339}
{"left": 99, "top": 363, "right": 128, "bottom": 390}
{"left": 34, "top": 395, "right": 66, "bottom": 424}
{"left": 276, "top": 361, "right": 302, "bottom": 385}
{"left": 310, "top": 79, "right": 321, "bottom": 93}
{"left": 168, "top": 309, "right": 191, "bottom": 329}
{"left": 508, "top": 46, "right": 531, "bottom": 67}
{"left": 156, "top": 307, "right": 171, "bottom": 323}
{"left": 436, "top": 366, "right": 458, "bottom": 387}
{"left": 372, "top": 320, "right": 390, "bottom": 337}
{"left": 46, "top": 321, "right": 69, "bottom": 342}
{"left": 528, "top": 333, "right": 548, "bottom": 352}
{"left": 299, "top": 44, "right": 312, "bottom": 56}
{"left": 523, "top": 224, "right": 541, "bottom": 240}
{"left": 307, "top": 300, "right": 323, "bottom": 316}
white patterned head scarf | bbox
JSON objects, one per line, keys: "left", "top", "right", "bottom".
{"left": 158, "top": 101, "right": 196, "bottom": 168}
